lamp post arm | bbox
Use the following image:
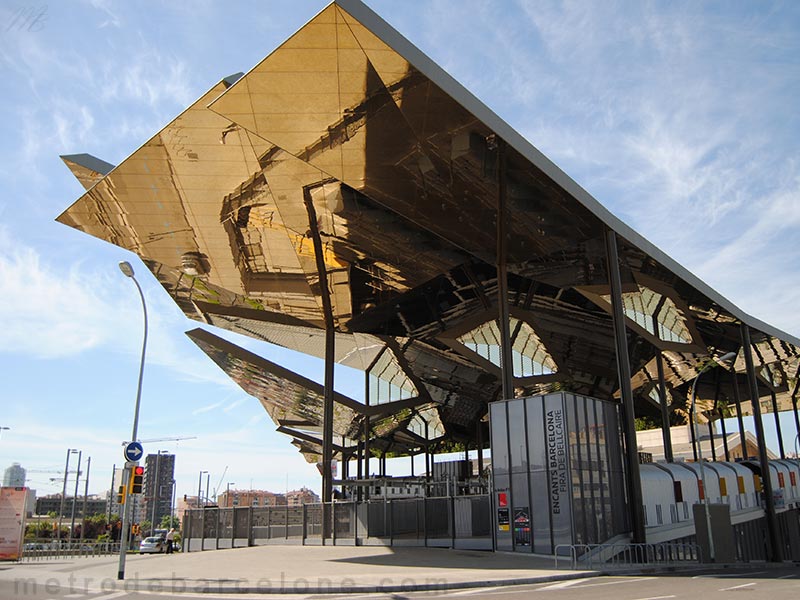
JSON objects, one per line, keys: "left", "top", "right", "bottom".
{"left": 130, "top": 275, "right": 147, "bottom": 444}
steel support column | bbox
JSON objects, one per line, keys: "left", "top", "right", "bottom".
{"left": 655, "top": 352, "right": 673, "bottom": 462}
{"left": 303, "top": 187, "right": 335, "bottom": 542}
{"left": 769, "top": 389, "right": 785, "bottom": 459}
{"left": 741, "top": 323, "right": 781, "bottom": 562}
{"left": 731, "top": 371, "right": 749, "bottom": 460}
{"left": 652, "top": 308, "right": 673, "bottom": 462}
{"left": 493, "top": 136, "right": 514, "bottom": 401}
{"left": 604, "top": 229, "right": 645, "bottom": 544}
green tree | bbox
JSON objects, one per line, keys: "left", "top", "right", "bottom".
{"left": 160, "top": 514, "right": 180, "bottom": 530}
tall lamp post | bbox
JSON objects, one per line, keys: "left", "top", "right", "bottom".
{"left": 117, "top": 260, "right": 148, "bottom": 581}
{"left": 0, "top": 426, "right": 9, "bottom": 440}
{"left": 69, "top": 450, "right": 83, "bottom": 541}
{"left": 690, "top": 351, "right": 737, "bottom": 563}
{"left": 58, "top": 449, "right": 78, "bottom": 543}
{"left": 226, "top": 482, "right": 236, "bottom": 508}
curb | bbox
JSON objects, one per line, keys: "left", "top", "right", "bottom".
{"left": 114, "top": 570, "right": 603, "bottom": 595}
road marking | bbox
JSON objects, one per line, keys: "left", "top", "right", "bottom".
{"left": 777, "top": 574, "right": 796, "bottom": 579}
{"left": 537, "top": 578, "right": 592, "bottom": 590}
{"left": 446, "top": 587, "right": 507, "bottom": 596}
{"left": 631, "top": 596, "right": 675, "bottom": 600}
{"left": 64, "top": 595, "right": 85, "bottom": 599}
{"left": 719, "top": 582, "right": 756, "bottom": 591}
{"left": 566, "top": 577, "right": 652, "bottom": 589}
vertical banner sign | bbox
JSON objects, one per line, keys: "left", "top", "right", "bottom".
{"left": 545, "top": 394, "right": 572, "bottom": 546}
{"left": 497, "top": 491, "right": 509, "bottom": 531}
{"left": 513, "top": 507, "right": 531, "bottom": 546}
{"left": 497, "top": 508, "right": 510, "bottom": 531}
{"left": 0, "top": 487, "right": 28, "bottom": 561}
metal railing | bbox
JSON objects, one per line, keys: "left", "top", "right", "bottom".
{"left": 20, "top": 540, "right": 122, "bottom": 561}
{"left": 554, "top": 542, "right": 700, "bottom": 570}
{"left": 184, "top": 495, "right": 492, "bottom": 552}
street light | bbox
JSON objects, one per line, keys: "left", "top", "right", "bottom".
{"left": 0, "top": 426, "right": 9, "bottom": 440}
{"left": 117, "top": 260, "right": 148, "bottom": 581}
{"left": 198, "top": 471, "right": 208, "bottom": 508}
{"left": 226, "top": 482, "right": 236, "bottom": 507}
{"left": 690, "top": 351, "right": 737, "bottom": 563}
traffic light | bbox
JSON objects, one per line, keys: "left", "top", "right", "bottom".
{"left": 117, "top": 484, "right": 127, "bottom": 505}
{"left": 130, "top": 465, "right": 144, "bottom": 494}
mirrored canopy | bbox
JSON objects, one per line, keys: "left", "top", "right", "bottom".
{"left": 58, "top": 0, "right": 800, "bottom": 462}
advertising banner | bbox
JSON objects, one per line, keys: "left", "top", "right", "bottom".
{"left": 0, "top": 487, "right": 28, "bottom": 561}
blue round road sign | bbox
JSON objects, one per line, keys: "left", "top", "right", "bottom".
{"left": 124, "top": 441, "right": 144, "bottom": 462}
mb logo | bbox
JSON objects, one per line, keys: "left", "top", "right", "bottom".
{"left": 6, "top": 4, "right": 48, "bottom": 33}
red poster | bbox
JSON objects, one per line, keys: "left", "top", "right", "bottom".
{"left": 498, "top": 492, "right": 507, "bottom": 507}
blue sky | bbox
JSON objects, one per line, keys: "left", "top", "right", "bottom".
{"left": 1, "top": 1, "right": 799, "bottom": 501}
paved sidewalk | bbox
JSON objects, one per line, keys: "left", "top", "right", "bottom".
{"left": 0, "top": 546, "right": 599, "bottom": 594}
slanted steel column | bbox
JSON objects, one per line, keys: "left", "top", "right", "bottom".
{"left": 303, "top": 187, "right": 335, "bottom": 541}
{"left": 791, "top": 366, "right": 800, "bottom": 446}
{"left": 604, "top": 229, "right": 646, "bottom": 544}
{"left": 709, "top": 372, "right": 720, "bottom": 461}
{"left": 720, "top": 405, "right": 731, "bottom": 462}
{"left": 731, "top": 371, "right": 749, "bottom": 460}
{"left": 741, "top": 324, "right": 781, "bottom": 561}
{"left": 770, "top": 388, "right": 785, "bottom": 459}
{"left": 652, "top": 307, "right": 674, "bottom": 462}
{"left": 492, "top": 136, "right": 514, "bottom": 401}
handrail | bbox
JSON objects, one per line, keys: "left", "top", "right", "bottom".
{"left": 554, "top": 542, "right": 700, "bottom": 569}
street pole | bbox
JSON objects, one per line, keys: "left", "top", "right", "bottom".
{"left": 58, "top": 449, "right": 77, "bottom": 543}
{"left": 80, "top": 457, "right": 91, "bottom": 544}
{"left": 170, "top": 479, "right": 176, "bottom": 528}
{"left": 226, "top": 483, "right": 235, "bottom": 507}
{"left": 107, "top": 464, "right": 115, "bottom": 526}
{"left": 0, "top": 426, "right": 9, "bottom": 440}
{"left": 117, "top": 260, "right": 148, "bottom": 581}
{"left": 198, "top": 471, "right": 206, "bottom": 508}
{"left": 70, "top": 450, "right": 82, "bottom": 542}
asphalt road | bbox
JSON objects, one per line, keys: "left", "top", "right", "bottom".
{"left": 2, "top": 564, "right": 798, "bottom": 600}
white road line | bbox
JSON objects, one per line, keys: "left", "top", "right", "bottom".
{"left": 564, "top": 577, "right": 652, "bottom": 589}
{"left": 693, "top": 571, "right": 766, "bottom": 578}
{"left": 777, "top": 574, "right": 797, "bottom": 579}
{"left": 719, "top": 582, "right": 756, "bottom": 591}
{"left": 631, "top": 596, "right": 675, "bottom": 600}
{"left": 537, "top": 578, "right": 592, "bottom": 590}
{"left": 446, "top": 587, "right": 507, "bottom": 596}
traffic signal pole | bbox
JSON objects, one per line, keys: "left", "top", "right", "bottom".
{"left": 117, "top": 464, "right": 132, "bottom": 579}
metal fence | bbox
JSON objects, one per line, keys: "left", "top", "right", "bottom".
{"left": 183, "top": 495, "right": 492, "bottom": 552}
{"left": 554, "top": 542, "right": 701, "bottom": 570}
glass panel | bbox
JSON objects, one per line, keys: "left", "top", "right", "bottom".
{"left": 457, "top": 317, "right": 556, "bottom": 377}
{"left": 508, "top": 400, "right": 527, "bottom": 473}
{"left": 490, "top": 402, "right": 509, "bottom": 477}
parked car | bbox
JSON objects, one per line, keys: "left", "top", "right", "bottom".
{"left": 139, "top": 536, "right": 165, "bottom": 554}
